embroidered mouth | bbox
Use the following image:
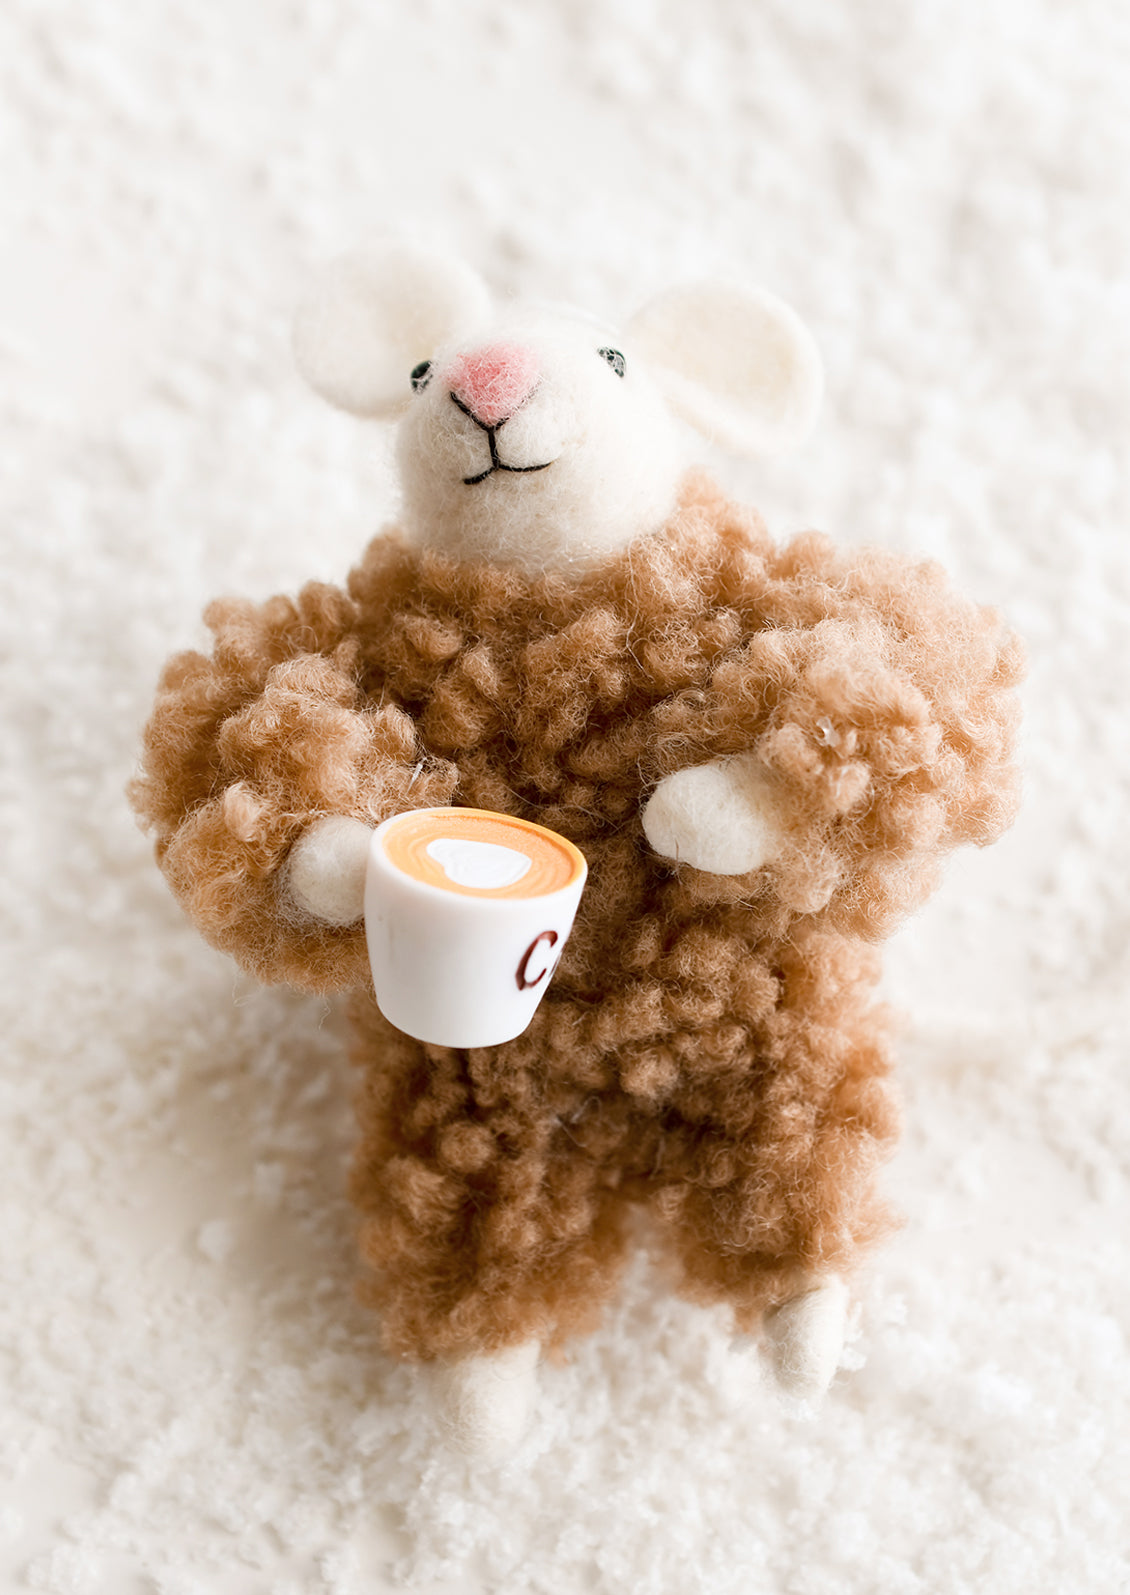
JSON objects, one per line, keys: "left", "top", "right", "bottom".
{"left": 463, "top": 458, "right": 554, "bottom": 486}
{"left": 451, "top": 392, "right": 556, "bottom": 486}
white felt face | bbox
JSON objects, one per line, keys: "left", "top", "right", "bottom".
{"left": 294, "top": 249, "right": 823, "bottom": 574}
{"left": 395, "top": 310, "right": 689, "bottom": 572}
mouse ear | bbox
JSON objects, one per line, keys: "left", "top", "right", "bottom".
{"left": 626, "top": 282, "right": 823, "bottom": 457}
{"left": 292, "top": 247, "right": 490, "bottom": 418}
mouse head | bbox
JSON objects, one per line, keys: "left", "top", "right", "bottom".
{"left": 293, "top": 247, "right": 823, "bottom": 573}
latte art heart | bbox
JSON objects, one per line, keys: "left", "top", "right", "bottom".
{"left": 425, "top": 837, "right": 533, "bottom": 890}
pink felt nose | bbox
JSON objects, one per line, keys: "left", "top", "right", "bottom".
{"left": 445, "top": 342, "right": 540, "bottom": 428}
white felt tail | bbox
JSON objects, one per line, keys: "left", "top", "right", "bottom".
{"left": 292, "top": 246, "right": 490, "bottom": 418}
{"left": 627, "top": 281, "right": 823, "bottom": 457}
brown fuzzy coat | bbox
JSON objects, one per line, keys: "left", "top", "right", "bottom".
{"left": 131, "top": 475, "right": 1022, "bottom": 1359}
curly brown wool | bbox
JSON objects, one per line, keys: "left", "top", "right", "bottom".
{"left": 130, "top": 474, "right": 1022, "bottom": 1359}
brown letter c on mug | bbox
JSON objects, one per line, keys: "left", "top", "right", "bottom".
{"left": 516, "top": 929, "right": 559, "bottom": 991}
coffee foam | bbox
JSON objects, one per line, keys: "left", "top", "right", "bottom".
{"left": 425, "top": 838, "right": 532, "bottom": 890}
{"left": 380, "top": 809, "right": 582, "bottom": 899}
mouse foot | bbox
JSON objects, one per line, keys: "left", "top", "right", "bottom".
{"left": 762, "top": 1275, "right": 848, "bottom": 1401}
{"left": 434, "top": 1340, "right": 540, "bottom": 1460}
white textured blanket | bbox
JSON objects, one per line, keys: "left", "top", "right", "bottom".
{"left": 3, "top": 1, "right": 1127, "bottom": 1590}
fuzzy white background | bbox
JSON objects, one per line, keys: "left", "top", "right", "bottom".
{"left": 2, "top": 2, "right": 1128, "bottom": 1592}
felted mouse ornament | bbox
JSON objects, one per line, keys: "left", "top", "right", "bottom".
{"left": 131, "top": 247, "right": 1021, "bottom": 1457}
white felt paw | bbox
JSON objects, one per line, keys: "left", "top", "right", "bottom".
{"left": 285, "top": 815, "right": 373, "bottom": 925}
{"left": 641, "top": 755, "right": 790, "bottom": 875}
{"left": 763, "top": 1276, "right": 848, "bottom": 1401}
{"left": 435, "top": 1342, "right": 540, "bottom": 1461}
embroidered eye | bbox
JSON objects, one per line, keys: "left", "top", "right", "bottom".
{"left": 598, "top": 347, "right": 626, "bottom": 378}
{"left": 410, "top": 361, "right": 433, "bottom": 393}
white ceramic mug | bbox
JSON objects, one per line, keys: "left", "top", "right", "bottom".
{"left": 364, "top": 807, "right": 588, "bottom": 1048}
